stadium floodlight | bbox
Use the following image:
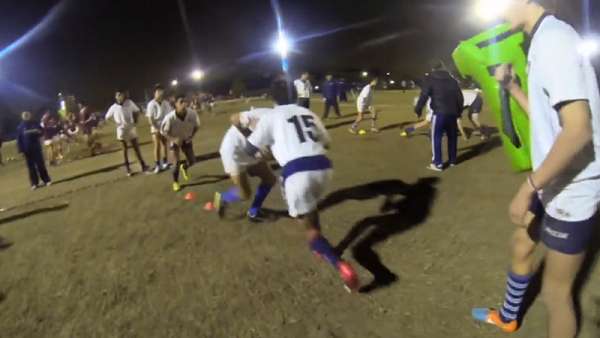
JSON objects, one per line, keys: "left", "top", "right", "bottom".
{"left": 273, "top": 31, "right": 291, "bottom": 58}
{"left": 171, "top": 79, "right": 179, "bottom": 87}
{"left": 475, "top": 0, "right": 511, "bottom": 22}
{"left": 190, "top": 69, "right": 204, "bottom": 81}
{"left": 361, "top": 71, "right": 369, "bottom": 78}
{"left": 389, "top": 80, "right": 396, "bottom": 85}
{"left": 314, "top": 85, "right": 320, "bottom": 90}
{"left": 386, "top": 72, "right": 391, "bottom": 76}
{"left": 579, "top": 38, "right": 599, "bottom": 58}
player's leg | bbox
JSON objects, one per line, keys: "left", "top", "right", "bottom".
{"left": 369, "top": 106, "right": 379, "bottom": 132}
{"left": 159, "top": 135, "right": 170, "bottom": 169}
{"left": 429, "top": 115, "right": 443, "bottom": 170}
{"left": 246, "top": 161, "right": 277, "bottom": 219}
{"left": 349, "top": 111, "right": 365, "bottom": 134}
{"left": 170, "top": 143, "right": 182, "bottom": 191}
{"left": 24, "top": 152, "right": 40, "bottom": 188}
{"left": 323, "top": 99, "right": 331, "bottom": 120}
{"left": 152, "top": 133, "right": 162, "bottom": 173}
{"left": 448, "top": 118, "right": 459, "bottom": 166}
{"left": 120, "top": 140, "right": 132, "bottom": 176}
{"left": 457, "top": 117, "right": 469, "bottom": 141}
{"left": 470, "top": 113, "right": 487, "bottom": 139}
{"left": 34, "top": 147, "right": 51, "bottom": 185}
{"left": 131, "top": 138, "right": 148, "bottom": 172}
{"left": 334, "top": 100, "right": 341, "bottom": 118}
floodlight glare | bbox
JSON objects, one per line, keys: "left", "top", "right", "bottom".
{"left": 579, "top": 38, "right": 599, "bottom": 58}
{"left": 475, "top": 0, "right": 511, "bottom": 22}
{"left": 361, "top": 71, "right": 368, "bottom": 78}
{"left": 273, "top": 31, "right": 290, "bottom": 58}
{"left": 389, "top": 80, "right": 396, "bottom": 85}
{"left": 171, "top": 79, "right": 179, "bottom": 87}
{"left": 190, "top": 69, "right": 204, "bottom": 81}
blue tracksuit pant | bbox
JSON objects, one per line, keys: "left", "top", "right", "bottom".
{"left": 431, "top": 113, "right": 458, "bottom": 167}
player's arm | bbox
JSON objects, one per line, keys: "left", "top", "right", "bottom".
{"left": 245, "top": 117, "right": 272, "bottom": 159}
{"left": 414, "top": 80, "right": 432, "bottom": 117}
{"left": 495, "top": 64, "right": 530, "bottom": 116}
{"left": 530, "top": 101, "right": 593, "bottom": 189}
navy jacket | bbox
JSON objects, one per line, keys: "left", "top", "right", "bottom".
{"left": 17, "top": 121, "right": 43, "bottom": 154}
{"left": 415, "top": 71, "right": 464, "bottom": 117}
{"left": 322, "top": 80, "right": 338, "bottom": 100}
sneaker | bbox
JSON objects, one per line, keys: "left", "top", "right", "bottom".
{"left": 153, "top": 166, "right": 161, "bottom": 175}
{"left": 126, "top": 171, "right": 133, "bottom": 177}
{"left": 337, "top": 261, "right": 360, "bottom": 293}
{"left": 179, "top": 163, "right": 190, "bottom": 182}
{"left": 160, "top": 162, "right": 171, "bottom": 171}
{"left": 213, "top": 192, "right": 226, "bottom": 219}
{"left": 45, "top": 181, "right": 53, "bottom": 187}
{"left": 400, "top": 130, "right": 409, "bottom": 137}
{"left": 426, "top": 164, "right": 443, "bottom": 172}
{"left": 247, "top": 208, "right": 266, "bottom": 222}
{"left": 472, "top": 308, "right": 519, "bottom": 333}
{"left": 172, "top": 182, "right": 181, "bottom": 192}
{"left": 348, "top": 128, "right": 357, "bottom": 135}
{"left": 370, "top": 127, "right": 380, "bottom": 133}
{"left": 31, "top": 185, "right": 38, "bottom": 191}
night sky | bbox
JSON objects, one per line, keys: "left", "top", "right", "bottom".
{"left": 0, "top": 0, "right": 597, "bottom": 124}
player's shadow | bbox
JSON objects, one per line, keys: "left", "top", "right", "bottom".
{"left": 518, "top": 215, "right": 600, "bottom": 329}
{"left": 194, "top": 151, "right": 221, "bottom": 163}
{"left": 0, "top": 203, "right": 69, "bottom": 226}
{"left": 0, "top": 236, "right": 13, "bottom": 251}
{"left": 54, "top": 163, "right": 124, "bottom": 184}
{"left": 182, "top": 174, "right": 229, "bottom": 188}
{"left": 325, "top": 119, "right": 357, "bottom": 131}
{"left": 379, "top": 121, "right": 414, "bottom": 132}
{"left": 319, "top": 178, "right": 439, "bottom": 293}
{"left": 456, "top": 136, "right": 502, "bottom": 165}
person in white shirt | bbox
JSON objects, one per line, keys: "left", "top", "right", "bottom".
{"left": 105, "top": 89, "right": 149, "bottom": 176}
{"left": 472, "top": 1, "right": 600, "bottom": 336}
{"left": 244, "top": 78, "right": 360, "bottom": 292}
{"left": 160, "top": 95, "right": 200, "bottom": 192}
{"left": 146, "top": 84, "right": 172, "bottom": 174}
{"left": 213, "top": 108, "right": 277, "bottom": 221}
{"left": 350, "top": 78, "right": 379, "bottom": 134}
{"left": 294, "top": 72, "right": 312, "bottom": 109}
{"left": 457, "top": 88, "right": 486, "bottom": 140}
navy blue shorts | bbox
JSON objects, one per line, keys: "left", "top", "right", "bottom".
{"left": 529, "top": 197, "right": 596, "bottom": 255}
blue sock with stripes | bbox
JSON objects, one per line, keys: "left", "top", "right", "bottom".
{"left": 248, "top": 184, "right": 272, "bottom": 216}
{"left": 309, "top": 236, "right": 340, "bottom": 268}
{"left": 500, "top": 271, "right": 531, "bottom": 323}
{"left": 222, "top": 187, "right": 241, "bottom": 204}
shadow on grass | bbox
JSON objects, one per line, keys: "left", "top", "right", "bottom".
{"left": 456, "top": 137, "right": 503, "bottom": 165}
{"left": 182, "top": 175, "right": 229, "bottom": 189}
{"left": 0, "top": 237, "right": 13, "bottom": 251}
{"left": 0, "top": 203, "right": 69, "bottom": 226}
{"left": 195, "top": 151, "right": 221, "bottom": 163}
{"left": 319, "top": 178, "right": 439, "bottom": 293}
{"left": 54, "top": 163, "right": 124, "bottom": 184}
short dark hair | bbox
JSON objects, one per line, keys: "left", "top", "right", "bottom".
{"left": 430, "top": 59, "right": 445, "bottom": 71}
{"left": 115, "top": 89, "right": 125, "bottom": 94}
{"left": 175, "top": 94, "right": 187, "bottom": 102}
{"left": 154, "top": 84, "right": 164, "bottom": 91}
{"left": 270, "top": 77, "right": 296, "bottom": 105}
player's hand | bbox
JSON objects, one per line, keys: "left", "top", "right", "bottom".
{"left": 494, "top": 64, "right": 518, "bottom": 90}
{"left": 509, "top": 181, "right": 536, "bottom": 226}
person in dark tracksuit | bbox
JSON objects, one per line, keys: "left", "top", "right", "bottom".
{"left": 17, "top": 111, "right": 52, "bottom": 190}
{"left": 415, "top": 61, "right": 464, "bottom": 172}
{"left": 322, "top": 74, "right": 341, "bottom": 119}
{"left": 337, "top": 78, "right": 348, "bottom": 102}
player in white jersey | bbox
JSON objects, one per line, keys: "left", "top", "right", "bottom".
{"left": 160, "top": 95, "right": 200, "bottom": 192}
{"left": 212, "top": 107, "right": 277, "bottom": 221}
{"left": 146, "top": 84, "right": 173, "bottom": 174}
{"left": 294, "top": 72, "right": 312, "bottom": 109}
{"left": 105, "top": 89, "right": 149, "bottom": 176}
{"left": 458, "top": 88, "right": 486, "bottom": 140}
{"left": 350, "top": 78, "right": 380, "bottom": 134}
{"left": 244, "top": 78, "right": 360, "bottom": 292}
{"left": 472, "top": 1, "right": 600, "bottom": 336}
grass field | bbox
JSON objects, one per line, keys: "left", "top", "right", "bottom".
{"left": 0, "top": 91, "right": 599, "bottom": 338}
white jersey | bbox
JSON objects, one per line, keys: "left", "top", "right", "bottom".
{"left": 294, "top": 79, "right": 312, "bottom": 99}
{"left": 357, "top": 84, "right": 374, "bottom": 109}
{"left": 105, "top": 103, "right": 137, "bottom": 129}
{"left": 528, "top": 15, "right": 600, "bottom": 221}
{"left": 247, "top": 104, "right": 330, "bottom": 167}
{"left": 461, "top": 90, "right": 480, "bottom": 107}
{"left": 161, "top": 108, "right": 200, "bottom": 141}
{"left": 146, "top": 99, "right": 172, "bottom": 129}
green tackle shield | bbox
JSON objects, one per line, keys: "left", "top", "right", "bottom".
{"left": 452, "top": 24, "right": 531, "bottom": 171}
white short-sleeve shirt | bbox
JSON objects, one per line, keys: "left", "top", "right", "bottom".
{"left": 105, "top": 103, "right": 136, "bottom": 129}
{"left": 294, "top": 79, "right": 312, "bottom": 99}
{"left": 247, "top": 104, "right": 330, "bottom": 167}
{"left": 462, "top": 90, "right": 479, "bottom": 107}
{"left": 528, "top": 15, "right": 600, "bottom": 220}
{"left": 160, "top": 108, "right": 200, "bottom": 141}
{"left": 146, "top": 99, "right": 172, "bottom": 129}
{"left": 357, "top": 84, "right": 374, "bottom": 109}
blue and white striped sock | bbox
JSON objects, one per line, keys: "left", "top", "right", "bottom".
{"left": 500, "top": 271, "right": 531, "bottom": 323}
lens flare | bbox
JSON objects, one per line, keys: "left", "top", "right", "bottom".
{"left": 475, "top": 0, "right": 511, "bottom": 22}
{"left": 273, "top": 31, "right": 291, "bottom": 58}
